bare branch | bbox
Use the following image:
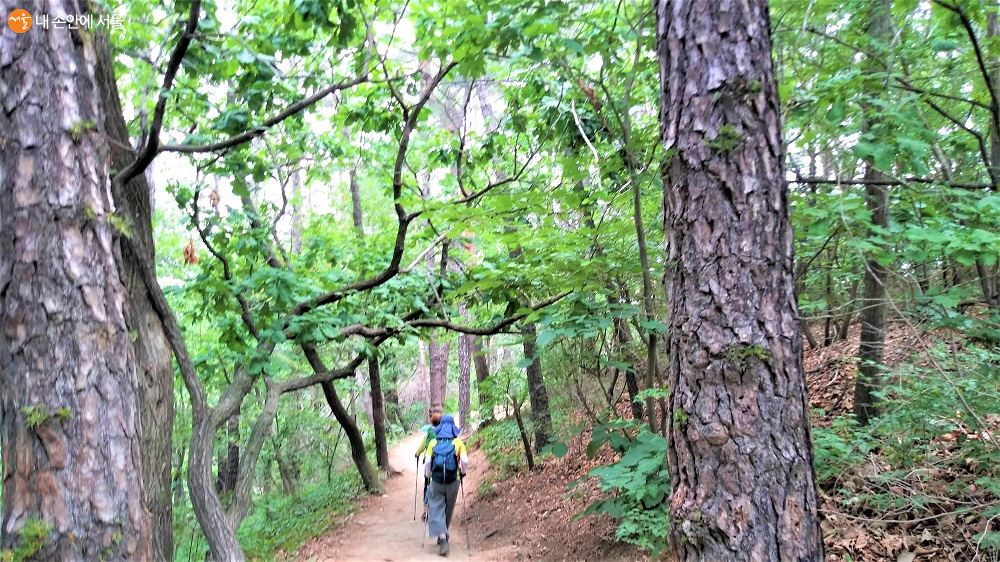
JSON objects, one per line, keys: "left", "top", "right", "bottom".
{"left": 401, "top": 232, "right": 450, "bottom": 273}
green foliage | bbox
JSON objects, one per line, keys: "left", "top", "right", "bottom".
{"left": 3, "top": 518, "right": 51, "bottom": 562}
{"left": 54, "top": 407, "right": 72, "bottom": 423}
{"left": 468, "top": 419, "right": 526, "bottom": 477}
{"left": 811, "top": 414, "right": 876, "bottom": 485}
{"left": 573, "top": 419, "right": 670, "bottom": 555}
{"left": 21, "top": 405, "right": 48, "bottom": 429}
{"left": 238, "top": 476, "right": 362, "bottom": 560}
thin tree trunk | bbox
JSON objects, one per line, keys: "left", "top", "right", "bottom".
{"left": 217, "top": 410, "right": 240, "bottom": 494}
{"left": 290, "top": 169, "right": 304, "bottom": 254}
{"left": 94, "top": 31, "right": 174, "bottom": 561}
{"left": 836, "top": 276, "right": 860, "bottom": 342}
{"left": 369, "top": 355, "right": 391, "bottom": 470}
{"left": 428, "top": 335, "right": 450, "bottom": 412}
{"left": 614, "top": 316, "right": 645, "bottom": 420}
{"left": 509, "top": 395, "right": 535, "bottom": 470}
{"left": 656, "top": 0, "right": 824, "bottom": 557}
{"left": 0, "top": 7, "right": 152, "bottom": 555}
{"left": 320, "top": 380, "right": 382, "bottom": 493}
{"left": 350, "top": 168, "right": 364, "bottom": 235}
{"left": 458, "top": 308, "right": 473, "bottom": 429}
{"left": 472, "top": 338, "right": 494, "bottom": 427}
{"left": 355, "top": 369, "right": 374, "bottom": 426}
{"left": 632, "top": 152, "right": 659, "bottom": 434}
{"left": 273, "top": 439, "right": 298, "bottom": 496}
{"left": 521, "top": 323, "right": 552, "bottom": 453}
{"left": 419, "top": 340, "right": 430, "bottom": 421}
{"left": 855, "top": 0, "right": 893, "bottom": 427}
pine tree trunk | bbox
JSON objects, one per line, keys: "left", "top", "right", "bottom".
{"left": 854, "top": 0, "right": 893, "bottom": 426}
{"left": 655, "top": 0, "right": 824, "bottom": 558}
{"left": 521, "top": 323, "right": 551, "bottom": 453}
{"left": 0, "top": 7, "right": 152, "bottom": 556}
{"left": 93, "top": 32, "right": 175, "bottom": 561}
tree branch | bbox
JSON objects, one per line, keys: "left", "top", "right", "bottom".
{"left": 113, "top": 0, "right": 202, "bottom": 189}
{"left": 792, "top": 176, "right": 992, "bottom": 190}
{"left": 161, "top": 73, "right": 371, "bottom": 154}
{"left": 192, "top": 190, "right": 261, "bottom": 339}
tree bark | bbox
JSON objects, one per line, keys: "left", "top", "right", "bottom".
{"left": 472, "top": 338, "right": 494, "bottom": 427}
{"left": 632, "top": 151, "right": 660, "bottom": 434}
{"left": 93, "top": 32, "right": 175, "bottom": 561}
{"left": 368, "top": 355, "right": 391, "bottom": 470}
{"left": 655, "top": 0, "right": 824, "bottom": 558}
{"left": 302, "top": 346, "right": 380, "bottom": 493}
{"left": 521, "top": 323, "right": 552, "bottom": 453}
{"left": 418, "top": 340, "right": 430, "bottom": 421}
{"left": 854, "top": 0, "right": 893, "bottom": 427}
{"left": 290, "top": 168, "right": 304, "bottom": 254}
{"left": 0, "top": 7, "right": 152, "bottom": 556}
{"left": 349, "top": 167, "right": 364, "bottom": 236}
{"left": 428, "top": 335, "right": 450, "bottom": 412}
{"left": 458, "top": 328, "right": 473, "bottom": 429}
{"left": 320, "top": 381, "right": 382, "bottom": 493}
{"left": 217, "top": 410, "right": 240, "bottom": 495}
{"left": 614, "top": 315, "right": 645, "bottom": 421}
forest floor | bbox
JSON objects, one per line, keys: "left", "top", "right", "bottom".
{"left": 296, "top": 320, "right": 998, "bottom": 561}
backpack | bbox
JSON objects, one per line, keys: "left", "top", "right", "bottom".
{"left": 430, "top": 438, "right": 459, "bottom": 484}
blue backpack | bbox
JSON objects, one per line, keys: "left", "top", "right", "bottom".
{"left": 430, "top": 438, "right": 459, "bottom": 484}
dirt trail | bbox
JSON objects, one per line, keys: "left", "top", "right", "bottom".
{"left": 296, "top": 432, "right": 493, "bottom": 562}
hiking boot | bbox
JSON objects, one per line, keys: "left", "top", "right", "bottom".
{"left": 438, "top": 537, "right": 449, "bottom": 556}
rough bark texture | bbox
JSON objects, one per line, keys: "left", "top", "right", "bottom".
{"left": 854, "top": 0, "right": 892, "bottom": 427}
{"left": 472, "top": 338, "right": 493, "bottom": 427}
{"left": 428, "top": 335, "right": 450, "bottom": 412}
{"left": 92, "top": 32, "right": 175, "bottom": 561}
{"left": 458, "top": 304, "right": 473, "bottom": 429}
{"left": 217, "top": 411, "right": 240, "bottom": 494}
{"left": 0, "top": 5, "right": 152, "bottom": 556}
{"left": 655, "top": 0, "right": 824, "bottom": 559}
{"left": 521, "top": 323, "right": 551, "bottom": 453}
{"left": 368, "top": 356, "right": 391, "bottom": 470}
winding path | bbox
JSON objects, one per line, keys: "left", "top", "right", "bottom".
{"left": 295, "top": 432, "right": 490, "bottom": 561}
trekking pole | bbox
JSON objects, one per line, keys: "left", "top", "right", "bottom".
{"left": 421, "top": 480, "right": 429, "bottom": 550}
{"left": 460, "top": 477, "right": 471, "bottom": 553}
{"left": 413, "top": 457, "right": 419, "bottom": 521}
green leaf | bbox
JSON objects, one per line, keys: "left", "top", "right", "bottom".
{"left": 536, "top": 329, "right": 557, "bottom": 347}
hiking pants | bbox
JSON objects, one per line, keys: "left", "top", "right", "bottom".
{"left": 427, "top": 479, "right": 460, "bottom": 537}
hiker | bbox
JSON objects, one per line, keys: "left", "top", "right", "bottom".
{"left": 422, "top": 414, "right": 468, "bottom": 556}
{"left": 415, "top": 409, "right": 443, "bottom": 521}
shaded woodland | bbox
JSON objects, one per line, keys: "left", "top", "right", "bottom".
{"left": 1, "top": 0, "right": 1000, "bottom": 560}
